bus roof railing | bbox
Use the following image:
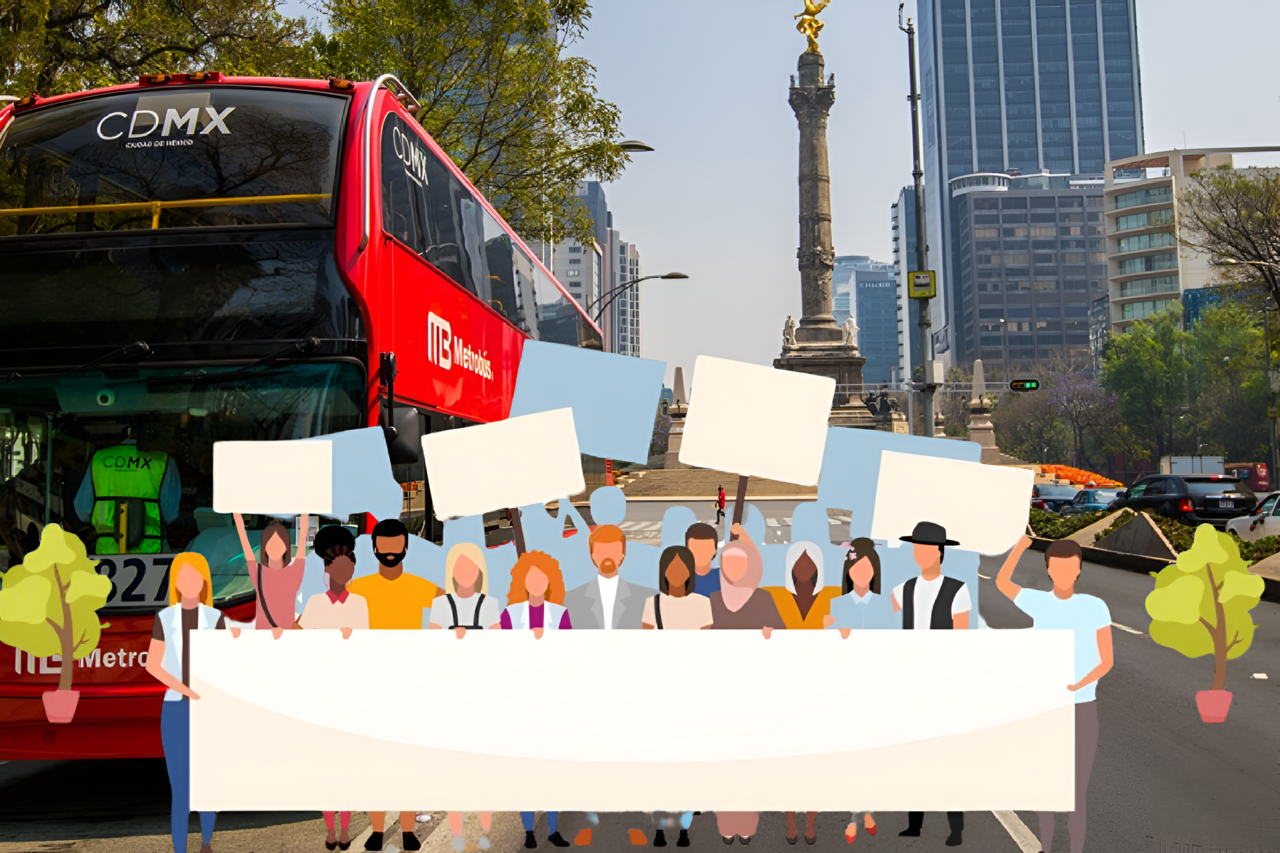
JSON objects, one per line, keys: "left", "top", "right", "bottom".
{"left": 360, "top": 75, "right": 421, "bottom": 253}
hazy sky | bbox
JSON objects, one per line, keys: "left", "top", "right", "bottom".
{"left": 570, "top": 0, "right": 1280, "bottom": 387}
{"left": 281, "top": 0, "right": 1280, "bottom": 388}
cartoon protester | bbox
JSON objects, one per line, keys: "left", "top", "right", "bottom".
{"left": 295, "top": 525, "right": 368, "bottom": 851}
{"left": 685, "top": 522, "right": 721, "bottom": 597}
{"left": 500, "top": 551, "right": 572, "bottom": 848}
{"left": 564, "top": 525, "right": 655, "bottom": 630}
{"left": 640, "top": 545, "right": 710, "bottom": 846}
{"left": 427, "top": 542, "right": 501, "bottom": 852}
{"left": 143, "top": 552, "right": 226, "bottom": 853}
{"left": 823, "top": 538, "right": 892, "bottom": 843}
{"left": 891, "top": 521, "right": 969, "bottom": 847}
{"left": 428, "top": 542, "right": 503, "bottom": 634}
{"left": 715, "top": 485, "right": 726, "bottom": 525}
{"left": 765, "top": 541, "right": 839, "bottom": 845}
{"left": 347, "top": 518, "right": 438, "bottom": 852}
{"left": 996, "top": 536, "right": 1113, "bottom": 853}
{"left": 233, "top": 511, "right": 309, "bottom": 636}
{"left": 708, "top": 523, "right": 781, "bottom": 845}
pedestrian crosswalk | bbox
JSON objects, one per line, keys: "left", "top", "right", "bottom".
{"left": 613, "top": 514, "right": 855, "bottom": 543}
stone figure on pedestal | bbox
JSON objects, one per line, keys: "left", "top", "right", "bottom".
{"left": 842, "top": 317, "right": 858, "bottom": 348}
{"left": 783, "top": 315, "right": 798, "bottom": 350}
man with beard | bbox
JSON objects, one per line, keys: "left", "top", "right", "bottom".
{"left": 347, "top": 518, "right": 438, "bottom": 851}
{"left": 564, "top": 524, "right": 655, "bottom": 630}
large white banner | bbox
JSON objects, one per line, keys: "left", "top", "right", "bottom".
{"left": 190, "top": 630, "right": 1074, "bottom": 812}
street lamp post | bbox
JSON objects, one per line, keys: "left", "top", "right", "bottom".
{"left": 587, "top": 272, "right": 689, "bottom": 325}
{"left": 900, "top": 5, "right": 934, "bottom": 438}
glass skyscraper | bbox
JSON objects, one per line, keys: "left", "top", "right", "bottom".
{"left": 918, "top": 0, "right": 1143, "bottom": 365}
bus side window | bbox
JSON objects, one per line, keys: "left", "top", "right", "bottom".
{"left": 380, "top": 115, "right": 424, "bottom": 253}
{"left": 422, "top": 153, "right": 472, "bottom": 293}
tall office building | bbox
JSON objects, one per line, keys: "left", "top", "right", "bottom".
{"left": 918, "top": 0, "right": 1144, "bottom": 364}
{"left": 610, "top": 233, "right": 643, "bottom": 357}
{"left": 833, "top": 256, "right": 898, "bottom": 384}
{"left": 891, "top": 189, "right": 924, "bottom": 380}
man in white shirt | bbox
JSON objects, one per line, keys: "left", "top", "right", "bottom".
{"left": 892, "top": 521, "right": 968, "bottom": 846}
{"left": 997, "top": 535, "right": 1113, "bottom": 853}
{"left": 564, "top": 525, "right": 654, "bottom": 630}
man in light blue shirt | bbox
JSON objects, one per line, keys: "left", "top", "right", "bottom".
{"left": 997, "top": 535, "right": 1113, "bottom": 853}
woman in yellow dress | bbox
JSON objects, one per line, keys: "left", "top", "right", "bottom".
{"left": 767, "top": 541, "right": 841, "bottom": 844}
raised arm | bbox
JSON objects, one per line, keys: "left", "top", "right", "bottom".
{"left": 996, "top": 534, "right": 1033, "bottom": 601}
{"left": 233, "top": 512, "right": 254, "bottom": 566}
{"left": 296, "top": 514, "right": 310, "bottom": 558}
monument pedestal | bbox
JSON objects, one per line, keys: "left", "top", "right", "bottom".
{"left": 774, "top": 342, "right": 876, "bottom": 428}
{"left": 967, "top": 359, "right": 1002, "bottom": 463}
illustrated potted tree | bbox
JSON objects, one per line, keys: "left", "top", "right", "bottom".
{"left": 0, "top": 524, "right": 111, "bottom": 723}
{"left": 1145, "top": 524, "right": 1264, "bottom": 723}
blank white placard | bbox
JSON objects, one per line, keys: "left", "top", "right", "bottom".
{"left": 213, "top": 440, "right": 332, "bottom": 515}
{"left": 871, "top": 450, "right": 1034, "bottom": 554}
{"left": 422, "top": 407, "right": 584, "bottom": 519}
{"left": 678, "top": 356, "right": 834, "bottom": 485}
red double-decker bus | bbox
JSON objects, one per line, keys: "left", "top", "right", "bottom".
{"left": 0, "top": 74, "right": 601, "bottom": 759}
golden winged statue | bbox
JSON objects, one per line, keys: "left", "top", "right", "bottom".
{"left": 794, "top": 0, "right": 832, "bottom": 53}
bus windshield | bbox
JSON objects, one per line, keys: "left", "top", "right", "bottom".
{"left": 0, "top": 363, "right": 363, "bottom": 606}
{"left": 0, "top": 87, "right": 347, "bottom": 236}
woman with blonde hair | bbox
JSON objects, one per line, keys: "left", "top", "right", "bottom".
{"left": 144, "top": 552, "right": 226, "bottom": 853}
{"left": 500, "top": 551, "right": 571, "bottom": 848}
{"left": 427, "top": 542, "right": 503, "bottom": 635}
{"left": 427, "top": 541, "right": 503, "bottom": 851}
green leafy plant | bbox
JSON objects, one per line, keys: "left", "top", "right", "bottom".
{"left": 0, "top": 524, "right": 111, "bottom": 692}
{"left": 1028, "top": 508, "right": 1107, "bottom": 540}
{"left": 1145, "top": 525, "right": 1264, "bottom": 691}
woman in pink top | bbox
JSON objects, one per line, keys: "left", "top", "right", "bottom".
{"left": 233, "top": 513, "right": 309, "bottom": 637}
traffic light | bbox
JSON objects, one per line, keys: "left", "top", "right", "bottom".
{"left": 1009, "top": 379, "right": 1041, "bottom": 392}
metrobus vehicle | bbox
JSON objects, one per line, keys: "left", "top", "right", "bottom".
{"left": 0, "top": 73, "right": 601, "bottom": 759}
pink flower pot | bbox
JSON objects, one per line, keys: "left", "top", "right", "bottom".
{"left": 42, "top": 689, "right": 80, "bottom": 724}
{"left": 1195, "top": 689, "right": 1233, "bottom": 723}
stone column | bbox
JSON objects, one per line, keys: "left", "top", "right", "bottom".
{"left": 789, "top": 52, "right": 840, "bottom": 343}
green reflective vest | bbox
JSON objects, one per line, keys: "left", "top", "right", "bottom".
{"left": 89, "top": 445, "right": 169, "bottom": 554}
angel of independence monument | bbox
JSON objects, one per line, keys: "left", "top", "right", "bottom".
{"left": 774, "top": 3, "right": 905, "bottom": 433}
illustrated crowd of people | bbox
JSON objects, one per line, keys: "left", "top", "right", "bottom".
{"left": 148, "top": 501, "right": 1112, "bottom": 853}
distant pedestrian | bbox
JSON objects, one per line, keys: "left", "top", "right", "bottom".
{"left": 996, "top": 536, "right": 1113, "bottom": 853}
{"left": 715, "top": 486, "right": 726, "bottom": 525}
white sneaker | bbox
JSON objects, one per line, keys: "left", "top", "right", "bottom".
{"left": 415, "top": 815, "right": 432, "bottom": 824}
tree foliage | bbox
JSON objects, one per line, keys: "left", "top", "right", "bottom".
{"left": 0, "top": 523, "right": 110, "bottom": 691}
{"left": 1145, "top": 524, "right": 1263, "bottom": 691}
{"left": 0, "top": 0, "right": 315, "bottom": 96}
{"left": 1180, "top": 166, "right": 1280, "bottom": 307}
{"left": 314, "top": 0, "right": 627, "bottom": 245}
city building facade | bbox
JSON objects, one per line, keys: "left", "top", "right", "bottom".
{"left": 1103, "top": 147, "right": 1280, "bottom": 335}
{"left": 918, "top": 0, "right": 1144, "bottom": 363}
{"left": 610, "top": 233, "right": 643, "bottom": 357}
{"left": 891, "top": 188, "right": 924, "bottom": 380}
{"left": 951, "top": 174, "right": 1107, "bottom": 372}
{"left": 833, "top": 256, "right": 899, "bottom": 384}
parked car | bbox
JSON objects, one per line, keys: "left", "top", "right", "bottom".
{"left": 1225, "top": 491, "right": 1280, "bottom": 542}
{"left": 1031, "top": 484, "right": 1080, "bottom": 513}
{"left": 1112, "top": 475, "right": 1256, "bottom": 529}
{"left": 1059, "top": 488, "right": 1124, "bottom": 516}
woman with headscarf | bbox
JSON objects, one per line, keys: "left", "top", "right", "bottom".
{"left": 823, "top": 537, "right": 894, "bottom": 843}
{"left": 765, "top": 541, "right": 840, "bottom": 844}
{"left": 709, "top": 523, "right": 783, "bottom": 845}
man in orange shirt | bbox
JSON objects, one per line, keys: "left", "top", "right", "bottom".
{"left": 347, "top": 518, "right": 439, "bottom": 851}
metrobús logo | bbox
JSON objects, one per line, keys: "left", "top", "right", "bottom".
{"left": 427, "top": 312, "right": 493, "bottom": 380}
{"left": 96, "top": 106, "right": 235, "bottom": 149}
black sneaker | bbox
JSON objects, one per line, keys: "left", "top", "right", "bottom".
{"left": 946, "top": 830, "right": 963, "bottom": 847}
{"left": 677, "top": 830, "right": 690, "bottom": 848}
{"left": 363, "top": 831, "right": 383, "bottom": 852}
{"left": 548, "top": 831, "right": 570, "bottom": 848}
{"left": 899, "top": 827, "right": 921, "bottom": 837}
{"left": 654, "top": 829, "right": 667, "bottom": 848}
{"left": 525, "top": 830, "right": 538, "bottom": 849}
{"left": 402, "top": 831, "right": 422, "bottom": 851}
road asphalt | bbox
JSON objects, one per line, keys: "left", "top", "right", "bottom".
{"left": 1, "top": 499, "right": 1276, "bottom": 853}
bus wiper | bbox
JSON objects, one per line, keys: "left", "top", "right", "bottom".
{"left": 3, "top": 341, "right": 151, "bottom": 383}
{"left": 146, "top": 336, "right": 321, "bottom": 386}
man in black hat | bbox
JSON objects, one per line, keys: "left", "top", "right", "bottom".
{"left": 891, "top": 520, "right": 969, "bottom": 847}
